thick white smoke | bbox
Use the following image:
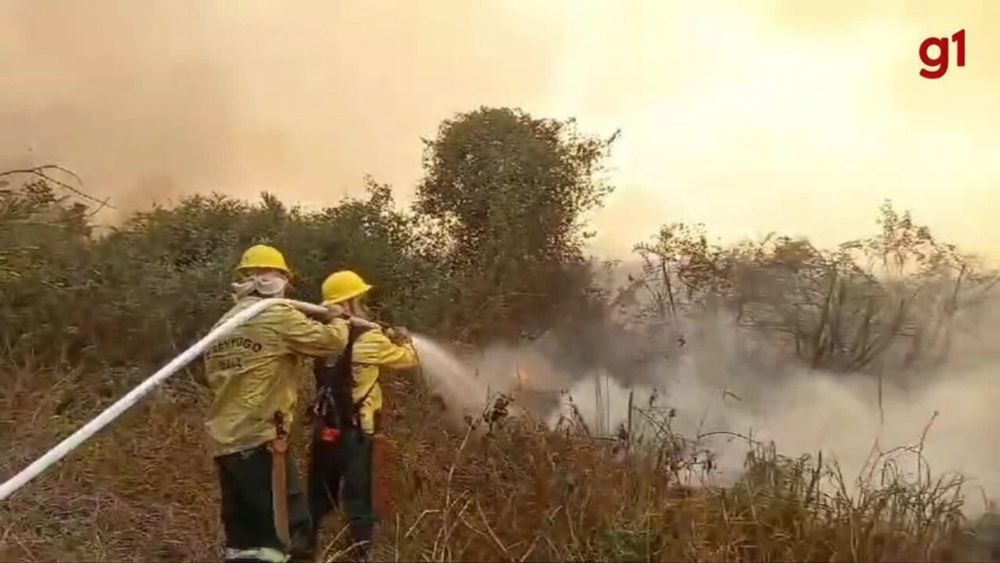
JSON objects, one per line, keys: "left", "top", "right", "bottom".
{"left": 415, "top": 301, "right": 1000, "bottom": 519}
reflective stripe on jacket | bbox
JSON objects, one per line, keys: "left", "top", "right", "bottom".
{"left": 204, "top": 296, "right": 349, "bottom": 456}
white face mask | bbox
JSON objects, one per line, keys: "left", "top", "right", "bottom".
{"left": 232, "top": 271, "right": 289, "bottom": 298}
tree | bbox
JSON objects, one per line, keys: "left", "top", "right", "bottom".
{"left": 415, "top": 106, "right": 616, "bottom": 341}
{"left": 625, "top": 202, "right": 999, "bottom": 376}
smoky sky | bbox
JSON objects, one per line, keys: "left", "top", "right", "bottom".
{"left": 0, "top": 1, "right": 560, "bottom": 211}
{"left": 2, "top": 1, "right": 998, "bottom": 260}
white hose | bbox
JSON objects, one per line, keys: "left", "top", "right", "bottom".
{"left": 0, "top": 298, "right": 330, "bottom": 502}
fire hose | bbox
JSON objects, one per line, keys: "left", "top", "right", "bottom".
{"left": 0, "top": 298, "right": 338, "bottom": 502}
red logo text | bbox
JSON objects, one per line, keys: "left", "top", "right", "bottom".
{"left": 920, "top": 29, "right": 966, "bottom": 79}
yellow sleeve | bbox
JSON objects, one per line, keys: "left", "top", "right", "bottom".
{"left": 352, "top": 329, "right": 419, "bottom": 370}
{"left": 274, "top": 307, "right": 349, "bottom": 358}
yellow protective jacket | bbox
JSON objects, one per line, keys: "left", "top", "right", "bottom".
{"left": 204, "top": 296, "right": 349, "bottom": 456}
{"left": 349, "top": 329, "right": 420, "bottom": 435}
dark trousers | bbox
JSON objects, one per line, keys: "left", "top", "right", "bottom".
{"left": 307, "top": 427, "right": 376, "bottom": 556}
{"left": 216, "top": 444, "right": 311, "bottom": 556}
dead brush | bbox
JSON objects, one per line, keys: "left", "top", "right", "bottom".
{"left": 0, "top": 360, "right": 980, "bottom": 562}
{"left": 383, "top": 381, "right": 971, "bottom": 562}
{"left": 1, "top": 359, "right": 220, "bottom": 562}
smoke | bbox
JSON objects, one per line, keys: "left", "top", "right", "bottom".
{"left": 0, "top": 2, "right": 242, "bottom": 212}
{"left": 2, "top": 2, "right": 1000, "bottom": 260}
{"left": 414, "top": 291, "right": 1000, "bottom": 519}
{"left": 0, "top": 1, "right": 562, "bottom": 217}
{"left": 557, "top": 358, "right": 1000, "bottom": 496}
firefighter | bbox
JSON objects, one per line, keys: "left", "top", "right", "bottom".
{"left": 304, "top": 270, "right": 419, "bottom": 562}
{"left": 204, "top": 245, "right": 357, "bottom": 563}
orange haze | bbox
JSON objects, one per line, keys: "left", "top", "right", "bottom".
{"left": 1, "top": 1, "right": 997, "bottom": 259}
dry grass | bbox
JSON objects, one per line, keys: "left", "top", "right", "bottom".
{"left": 0, "top": 358, "right": 995, "bottom": 562}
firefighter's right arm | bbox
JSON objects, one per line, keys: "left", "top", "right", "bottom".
{"left": 353, "top": 329, "right": 419, "bottom": 370}
{"left": 274, "top": 305, "right": 350, "bottom": 358}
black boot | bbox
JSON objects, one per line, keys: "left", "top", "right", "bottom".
{"left": 348, "top": 521, "right": 373, "bottom": 562}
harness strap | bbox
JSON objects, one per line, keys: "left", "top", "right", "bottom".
{"left": 353, "top": 379, "right": 378, "bottom": 414}
{"left": 313, "top": 322, "right": 376, "bottom": 431}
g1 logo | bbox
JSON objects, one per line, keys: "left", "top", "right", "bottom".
{"left": 919, "top": 29, "right": 966, "bottom": 79}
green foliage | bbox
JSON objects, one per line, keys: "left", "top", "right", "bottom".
{"left": 0, "top": 176, "right": 95, "bottom": 361}
{"left": 417, "top": 106, "right": 616, "bottom": 341}
{"left": 0, "top": 107, "right": 620, "bottom": 365}
{"left": 0, "top": 177, "right": 445, "bottom": 369}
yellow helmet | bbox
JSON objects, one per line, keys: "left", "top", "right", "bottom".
{"left": 236, "top": 244, "right": 291, "bottom": 274}
{"left": 321, "top": 270, "right": 373, "bottom": 305}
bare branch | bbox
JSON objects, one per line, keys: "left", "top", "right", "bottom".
{"left": 0, "top": 165, "right": 114, "bottom": 211}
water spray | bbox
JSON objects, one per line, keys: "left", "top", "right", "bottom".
{"left": 410, "top": 335, "right": 494, "bottom": 418}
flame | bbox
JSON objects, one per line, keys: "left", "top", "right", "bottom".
{"left": 516, "top": 366, "right": 532, "bottom": 389}
{"left": 512, "top": 354, "right": 558, "bottom": 392}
